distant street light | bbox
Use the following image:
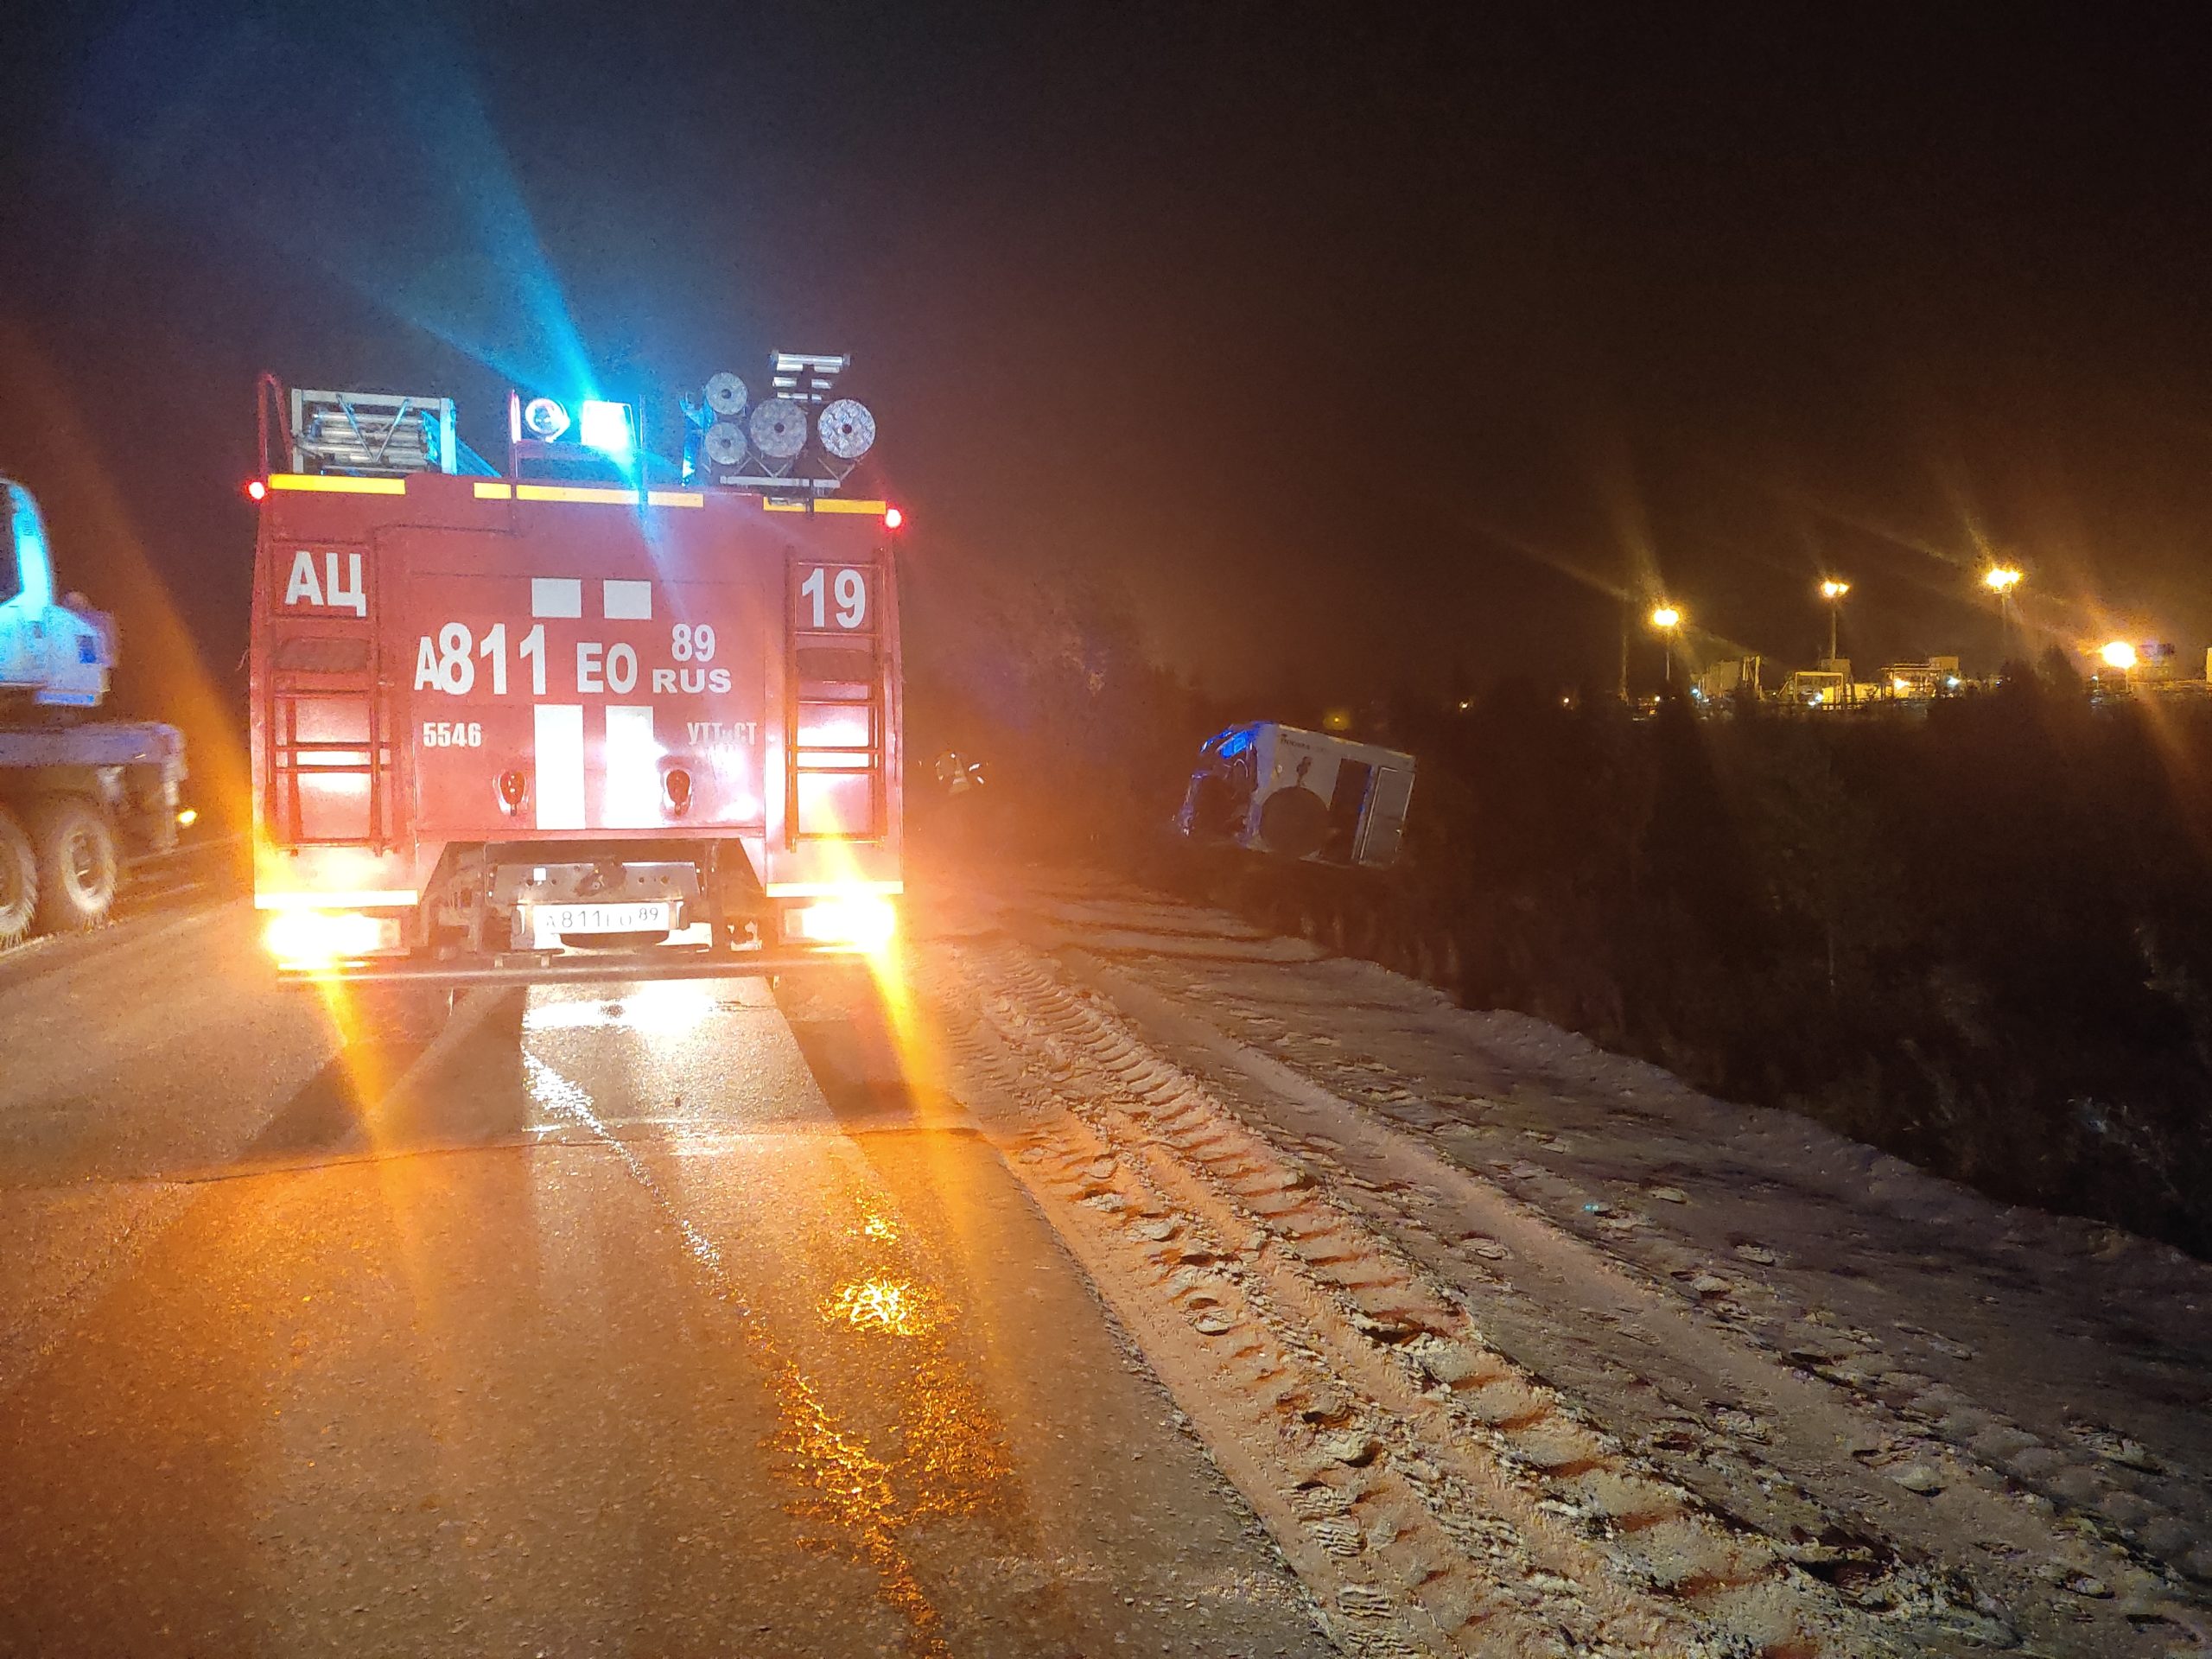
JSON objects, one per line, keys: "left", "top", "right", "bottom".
{"left": 1818, "top": 578, "right": 1850, "bottom": 685}
{"left": 1648, "top": 604, "right": 1684, "bottom": 683}
{"left": 2100, "top": 639, "right": 2139, "bottom": 671}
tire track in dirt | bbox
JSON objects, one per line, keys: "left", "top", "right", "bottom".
{"left": 927, "top": 940, "right": 1906, "bottom": 1657}
{"left": 924, "top": 931, "right": 2212, "bottom": 1656}
{"left": 1087, "top": 953, "right": 2212, "bottom": 1637}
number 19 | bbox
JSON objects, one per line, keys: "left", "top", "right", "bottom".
{"left": 800, "top": 567, "right": 867, "bottom": 630}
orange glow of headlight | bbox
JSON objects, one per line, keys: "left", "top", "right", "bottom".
{"left": 791, "top": 894, "right": 898, "bottom": 952}
{"left": 262, "top": 908, "right": 397, "bottom": 968}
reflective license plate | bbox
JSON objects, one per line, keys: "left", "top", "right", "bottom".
{"left": 532, "top": 901, "right": 675, "bottom": 946}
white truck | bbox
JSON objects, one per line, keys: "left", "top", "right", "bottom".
{"left": 0, "top": 478, "right": 189, "bottom": 946}
{"left": 1176, "top": 721, "right": 1415, "bottom": 868}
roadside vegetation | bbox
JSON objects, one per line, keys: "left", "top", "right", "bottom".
{"left": 907, "top": 565, "right": 2212, "bottom": 1258}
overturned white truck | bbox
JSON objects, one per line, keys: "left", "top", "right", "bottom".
{"left": 1175, "top": 721, "right": 1414, "bottom": 869}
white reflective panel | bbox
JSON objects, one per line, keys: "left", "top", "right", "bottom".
{"left": 531, "top": 578, "right": 583, "bottom": 619}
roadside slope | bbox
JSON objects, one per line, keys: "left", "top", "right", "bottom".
{"left": 913, "top": 868, "right": 2212, "bottom": 1657}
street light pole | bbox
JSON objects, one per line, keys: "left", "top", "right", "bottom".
{"left": 1983, "top": 567, "right": 2024, "bottom": 666}
{"left": 1648, "top": 604, "right": 1683, "bottom": 690}
{"left": 1819, "top": 579, "right": 1850, "bottom": 703}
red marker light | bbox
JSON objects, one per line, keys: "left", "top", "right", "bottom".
{"left": 882, "top": 505, "right": 904, "bottom": 531}
{"left": 246, "top": 479, "right": 267, "bottom": 501}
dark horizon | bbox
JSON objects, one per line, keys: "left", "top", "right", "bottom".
{"left": 6, "top": 3, "right": 2212, "bottom": 721}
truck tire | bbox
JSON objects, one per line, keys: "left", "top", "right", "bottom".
{"left": 0, "top": 807, "right": 36, "bottom": 948}
{"left": 29, "top": 796, "right": 118, "bottom": 933}
{"left": 1256, "top": 785, "right": 1330, "bottom": 859}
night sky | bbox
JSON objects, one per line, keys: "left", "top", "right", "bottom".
{"left": 6, "top": 3, "right": 2212, "bottom": 737}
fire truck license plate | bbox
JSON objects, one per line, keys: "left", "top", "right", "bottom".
{"left": 532, "top": 902, "right": 674, "bottom": 946}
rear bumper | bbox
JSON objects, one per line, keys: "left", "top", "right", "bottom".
{"left": 277, "top": 944, "right": 880, "bottom": 988}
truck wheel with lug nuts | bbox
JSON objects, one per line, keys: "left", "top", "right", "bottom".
{"left": 28, "top": 796, "right": 117, "bottom": 933}
{"left": 0, "top": 805, "right": 37, "bottom": 948}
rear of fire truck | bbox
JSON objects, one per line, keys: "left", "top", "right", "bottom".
{"left": 247, "top": 361, "right": 902, "bottom": 1010}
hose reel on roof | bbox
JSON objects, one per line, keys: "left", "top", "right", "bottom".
{"left": 702, "top": 422, "right": 748, "bottom": 469}
{"left": 817, "top": 398, "right": 876, "bottom": 461}
{"left": 686, "top": 355, "right": 879, "bottom": 492}
{"left": 748, "top": 397, "right": 809, "bottom": 461}
{"left": 702, "top": 372, "right": 749, "bottom": 417}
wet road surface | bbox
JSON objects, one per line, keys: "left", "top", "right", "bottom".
{"left": 0, "top": 904, "right": 1330, "bottom": 1657}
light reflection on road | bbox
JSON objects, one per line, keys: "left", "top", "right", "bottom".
{"left": 520, "top": 995, "right": 1016, "bottom": 1659}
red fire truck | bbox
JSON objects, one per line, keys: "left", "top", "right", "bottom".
{"left": 248, "top": 370, "right": 902, "bottom": 1001}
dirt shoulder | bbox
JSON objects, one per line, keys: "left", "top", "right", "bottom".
{"left": 913, "top": 866, "right": 2212, "bottom": 1657}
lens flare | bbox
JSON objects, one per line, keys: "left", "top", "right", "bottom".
{"left": 262, "top": 908, "right": 397, "bottom": 968}
{"left": 791, "top": 894, "right": 898, "bottom": 952}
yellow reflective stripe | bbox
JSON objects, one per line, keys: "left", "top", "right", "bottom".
{"left": 266, "top": 474, "right": 407, "bottom": 495}
{"left": 764, "top": 880, "right": 903, "bottom": 898}
{"left": 760, "top": 498, "right": 888, "bottom": 515}
{"left": 254, "top": 889, "right": 420, "bottom": 909}
{"left": 514, "top": 484, "right": 639, "bottom": 505}
{"left": 645, "top": 490, "right": 703, "bottom": 508}
{"left": 473, "top": 480, "right": 514, "bottom": 499}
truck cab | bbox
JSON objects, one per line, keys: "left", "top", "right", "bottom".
{"left": 0, "top": 481, "right": 111, "bottom": 708}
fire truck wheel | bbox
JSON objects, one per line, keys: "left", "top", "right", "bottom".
{"left": 28, "top": 796, "right": 118, "bottom": 934}
{"left": 0, "top": 806, "right": 37, "bottom": 948}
